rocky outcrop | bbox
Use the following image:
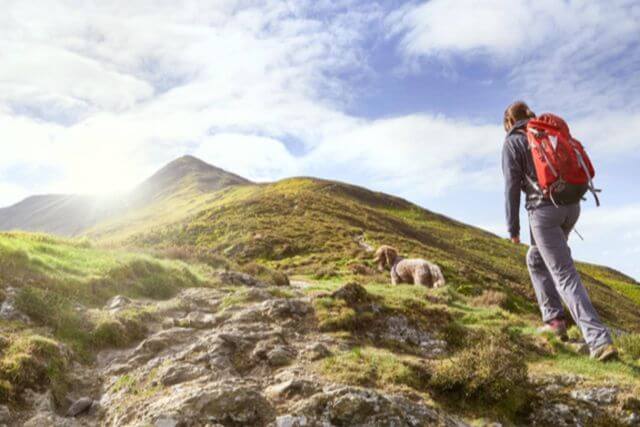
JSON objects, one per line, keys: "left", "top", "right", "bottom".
{"left": 3, "top": 277, "right": 637, "bottom": 427}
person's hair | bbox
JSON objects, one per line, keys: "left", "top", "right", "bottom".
{"left": 503, "top": 101, "right": 536, "bottom": 132}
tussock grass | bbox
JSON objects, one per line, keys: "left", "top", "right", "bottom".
{"left": 0, "top": 334, "right": 69, "bottom": 404}
{"left": 118, "top": 177, "right": 639, "bottom": 332}
{"left": 0, "top": 232, "right": 213, "bottom": 403}
{"left": 318, "top": 346, "right": 430, "bottom": 390}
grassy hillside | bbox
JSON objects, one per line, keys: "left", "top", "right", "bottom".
{"left": 0, "top": 232, "right": 214, "bottom": 403}
{"left": 121, "top": 177, "right": 640, "bottom": 332}
{"left": 1, "top": 158, "right": 639, "bottom": 423}
{"left": 0, "top": 156, "right": 249, "bottom": 237}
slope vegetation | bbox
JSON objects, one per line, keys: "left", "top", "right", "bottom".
{"left": 0, "top": 156, "right": 249, "bottom": 237}
{"left": 122, "top": 176, "right": 640, "bottom": 332}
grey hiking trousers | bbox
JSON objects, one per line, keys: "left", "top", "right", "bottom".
{"left": 526, "top": 203, "right": 612, "bottom": 350}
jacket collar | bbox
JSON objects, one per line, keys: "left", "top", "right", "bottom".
{"left": 507, "top": 119, "right": 529, "bottom": 137}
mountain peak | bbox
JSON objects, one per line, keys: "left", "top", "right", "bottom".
{"left": 132, "top": 155, "right": 250, "bottom": 202}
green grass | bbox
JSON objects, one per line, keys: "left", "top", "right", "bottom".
{"left": 115, "top": 177, "right": 639, "bottom": 333}
{"left": 318, "top": 346, "right": 429, "bottom": 390}
{"left": 0, "top": 232, "right": 212, "bottom": 355}
{"left": 0, "top": 232, "right": 216, "bottom": 404}
{"left": 2, "top": 173, "right": 639, "bottom": 421}
{"left": 0, "top": 334, "right": 69, "bottom": 404}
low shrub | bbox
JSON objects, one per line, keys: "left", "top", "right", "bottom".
{"left": 430, "top": 332, "right": 529, "bottom": 412}
{"left": 471, "top": 290, "right": 509, "bottom": 309}
{"left": 241, "top": 262, "right": 289, "bottom": 287}
{"left": 319, "top": 347, "right": 430, "bottom": 390}
{"left": 615, "top": 333, "right": 640, "bottom": 360}
{"left": 0, "top": 335, "right": 69, "bottom": 403}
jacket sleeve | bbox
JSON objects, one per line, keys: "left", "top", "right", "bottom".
{"left": 502, "top": 139, "right": 522, "bottom": 238}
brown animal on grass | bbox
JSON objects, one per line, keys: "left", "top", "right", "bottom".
{"left": 373, "top": 245, "right": 445, "bottom": 288}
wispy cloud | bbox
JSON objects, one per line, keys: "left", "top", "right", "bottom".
{"left": 1, "top": 1, "right": 638, "bottom": 279}
{"left": 389, "top": 0, "right": 640, "bottom": 117}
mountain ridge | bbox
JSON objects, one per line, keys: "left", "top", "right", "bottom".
{"left": 1, "top": 156, "right": 639, "bottom": 425}
{"left": 0, "top": 155, "right": 249, "bottom": 236}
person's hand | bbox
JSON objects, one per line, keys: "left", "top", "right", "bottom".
{"left": 510, "top": 236, "right": 521, "bottom": 244}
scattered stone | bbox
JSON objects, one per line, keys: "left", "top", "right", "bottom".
{"left": 265, "top": 379, "right": 320, "bottom": 401}
{"left": 189, "top": 384, "right": 275, "bottom": 425}
{"left": 570, "top": 387, "right": 618, "bottom": 405}
{"left": 218, "top": 271, "right": 267, "bottom": 287}
{"left": 179, "top": 311, "right": 218, "bottom": 329}
{"left": 105, "top": 295, "right": 131, "bottom": 311}
{"left": 275, "top": 414, "right": 309, "bottom": 427}
{"left": 0, "top": 287, "right": 30, "bottom": 323}
{"left": 266, "top": 345, "right": 296, "bottom": 367}
{"left": 66, "top": 397, "right": 93, "bottom": 417}
{"left": 154, "top": 416, "right": 180, "bottom": 427}
{"left": 284, "top": 386, "right": 462, "bottom": 426}
{"left": 0, "top": 405, "right": 11, "bottom": 423}
{"left": 159, "top": 364, "right": 208, "bottom": 386}
{"left": 303, "top": 342, "right": 331, "bottom": 361}
{"left": 377, "top": 315, "right": 447, "bottom": 357}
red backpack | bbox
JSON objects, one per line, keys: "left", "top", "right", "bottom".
{"left": 525, "top": 113, "right": 600, "bottom": 207}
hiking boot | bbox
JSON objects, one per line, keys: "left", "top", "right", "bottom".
{"left": 537, "top": 318, "right": 568, "bottom": 341}
{"left": 590, "top": 344, "right": 618, "bottom": 362}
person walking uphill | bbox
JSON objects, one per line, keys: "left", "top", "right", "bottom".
{"left": 501, "top": 101, "right": 617, "bottom": 361}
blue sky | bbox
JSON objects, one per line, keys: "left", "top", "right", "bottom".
{"left": 1, "top": 0, "right": 639, "bottom": 279}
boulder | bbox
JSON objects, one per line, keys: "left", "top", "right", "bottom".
{"left": 570, "top": 387, "right": 618, "bottom": 405}
{"left": 282, "top": 386, "right": 463, "bottom": 427}
{"left": 66, "top": 397, "right": 93, "bottom": 417}
{"left": 218, "top": 271, "right": 267, "bottom": 287}
{"left": 303, "top": 342, "right": 332, "bottom": 361}
{"left": 265, "top": 379, "right": 320, "bottom": 401}
{"left": 0, "top": 405, "right": 11, "bottom": 423}
{"left": 266, "top": 345, "right": 296, "bottom": 367}
{"left": 159, "top": 364, "right": 208, "bottom": 386}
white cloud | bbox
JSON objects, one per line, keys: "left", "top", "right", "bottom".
{"left": 0, "top": 182, "right": 29, "bottom": 207}
{"left": 195, "top": 133, "right": 299, "bottom": 182}
{"left": 572, "top": 203, "right": 640, "bottom": 279}
{"left": 572, "top": 112, "right": 640, "bottom": 155}
{"left": 0, "top": 0, "right": 378, "bottom": 197}
{"left": 390, "top": 0, "right": 640, "bottom": 116}
{"left": 305, "top": 114, "right": 503, "bottom": 198}
{"left": 0, "top": 0, "right": 638, "bottom": 280}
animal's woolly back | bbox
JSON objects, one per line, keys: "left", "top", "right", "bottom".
{"left": 428, "top": 263, "right": 446, "bottom": 288}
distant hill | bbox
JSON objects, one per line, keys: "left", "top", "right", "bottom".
{"left": 0, "top": 155, "right": 250, "bottom": 236}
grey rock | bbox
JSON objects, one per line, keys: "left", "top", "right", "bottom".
{"left": 218, "top": 271, "right": 267, "bottom": 287}
{"left": 381, "top": 315, "right": 447, "bottom": 357}
{"left": 154, "top": 416, "right": 180, "bottom": 427}
{"left": 303, "top": 343, "right": 331, "bottom": 361}
{"left": 266, "top": 346, "right": 296, "bottom": 367}
{"left": 285, "top": 386, "right": 463, "bottom": 426}
{"left": 570, "top": 387, "right": 618, "bottom": 405}
{"left": 66, "top": 397, "right": 93, "bottom": 417}
{"left": 265, "top": 379, "right": 320, "bottom": 401}
{"left": 0, "top": 405, "right": 10, "bottom": 423}
{"left": 159, "top": 364, "right": 208, "bottom": 386}
{"left": 105, "top": 295, "right": 131, "bottom": 311}
{"left": 0, "top": 287, "right": 30, "bottom": 323}
{"left": 275, "top": 414, "right": 309, "bottom": 427}
{"left": 179, "top": 311, "right": 218, "bottom": 329}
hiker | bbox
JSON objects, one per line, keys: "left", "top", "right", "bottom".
{"left": 501, "top": 101, "right": 617, "bottom": 361}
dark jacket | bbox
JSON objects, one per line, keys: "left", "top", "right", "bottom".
{"left": 501, "top": 119, "right": 550, "bottom": 238}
